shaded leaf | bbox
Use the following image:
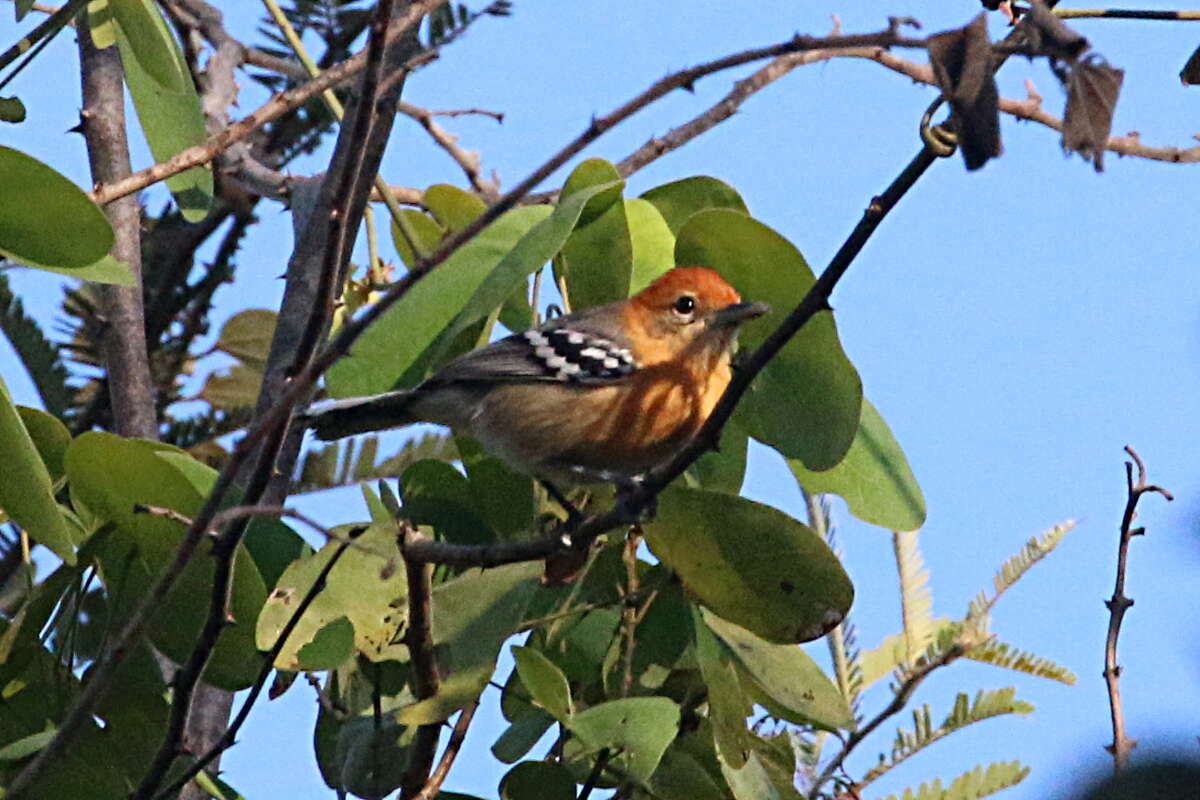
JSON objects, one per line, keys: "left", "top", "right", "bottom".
{"left": 568, "top": 697, "right": 680, "bottom": 783}
{"left": 788, "top": 398, "right": 925, "bottom": 531}
{"left": 401, "top": 458, "right": 494, "bottom": 546}
{"left": 500, "top": 761, "right": 576, "bottom": 800}
{"left": 293, "top": 431, "right": 458, "bottom": 495}
{"left": 390, "top": 208, "right": 445, "bottom": 268}
{"left": 297, "top": 616, "right": 356, "bottom": 670}
{"left": 0, "top": 374, "right": 74, "bottom": 563}
{"left": 694, "top": 607, "right": 754, "bottom": 769}
{"left": 457, "top": 436, "right": 534, "bottom": 539}
{"left": 215, "top": 309, "right": 277, "bottom": 368}
{"left": 66, "top": 433, "right": 266, "bottom": 688}
{"left": 0, "top": 145, "right": 113, "bottom": 268}
{"left": 424, "top": 183, "right": 487, "bottom": 232}
{"left": 927, "top": 14, "right": 1001, "bottom": 170}
{"left": 0, "top": 97, "right": 26, "bottom": 124}
{"left": 25, "top": 255, "right": 135, "bottom": 285}
{"left": 644, "top": 487, "right": 854, "bottom": 644}
{"left": 491, "top": 707, "right": 555, "bottom": 764}
{"left": 1063, "top": 55, "right": 1124, "bottom": 172}
{"left": 198, "top": 363, "right": 263, "bottom": 410}
{"left": 676, "top": 209, "right": 862, "bottom": 471}
{"left": 704, "top": 611, "right": 853, "bottom": 731}
{"left": 16, "top": 406, "right": 70, "bottom": 481}
{"left": 0, "top": 273, "right": 72, "bottom": 417}
{"left": 720, "top": 751, "right": 780, "bottom": 800}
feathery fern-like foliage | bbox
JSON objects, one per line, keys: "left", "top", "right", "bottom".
{"left": 815, "top": 495, "right": 864, "bottom": 717}
{"left": 863, "top": 689, "right": 1033, "bottom": 786}
{"left": 0, "top": 272, "right": 73, "bottom": 418}
{"left": 894, "top": 529, "right": 935, "bottom": 662}
{"left": 875, "top": 760, "right": 1031, "bottom": 800}
{"left": 970, "top": 522, "right": 1075, "bottom": 621}
{"left": 964, "top": 640, "right": 1077, "bottom": 685}
{"left": 292, "top": 431, "right": 457, "bottom": 494}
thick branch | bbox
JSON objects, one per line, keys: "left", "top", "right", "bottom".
{"left": 411, "top": 703, "right": 477, "bottom": 800}
{"left": 1103, "top": 445, "right": 1173, "bottom": 773}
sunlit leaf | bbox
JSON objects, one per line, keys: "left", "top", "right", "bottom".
{"left": 641, "top": 175, "right": 749, "bottom": 235}
{"left": 568, "top": 696, "right": 680, "bottom": 783}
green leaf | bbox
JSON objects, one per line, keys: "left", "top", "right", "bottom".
{"left": 24, "top": 254, "right": 135, "bottom": 285}
{"left": 456, "top": 436, "right": 534, "bottom": 539}
{"left": 685, "top": 414, "right": 748, "bottom": 494}
{"left": 558, "top": 159, "right": 631, "bottom": 308}
{"left": 336, "top": 717, "right": 415, "bottom": 799}
{"left": 390, "top": 209, "right": 445, "bottom": 268}
{"left": 215, "top": 309, "right": 277, "bottom": 368}
{"left": 859, "top": 618, "right": 954, "bottom": 692}
{"left": 88, "top": 0, "right": 117, "bottom": 49}
{"left": 676, "top": 208, "right": 862, "bottom": 470}
{"left": 424, "top": 183, "right": 487, "bottom": 232}
{"left": 641, "top": 175, "right": 749, "bottom": 235}
{"left": 0, "top": 374, "right": 74, "bottom": 563}
{"left": 66, "top": 433, "right": 267, "bottom": 688}
{"left": 0, "top": 96, "right": 26, "bottom": 124}
{"left": 113, "top": 2, "right": 213, "bottom": 221}
{"left": 491, "top": 707, "right": 555, "bottom": 764}
{"left": 109, "top": 0, "right": 192, "bottom": 89}
{"left": 511, "top": 645, "right": 572, "bottom": 721}
{"left": 644, "top": 487, "right": 853, "bottom": 644}
{"left": 500, "top": 761, "right": 576, "bottom": 800}
{"left": 877, "top": 760, "right": 1031, "bottom": 800}
{"left": 328, "top": 205, "right": 551, "bottom": 398}
{"left": 0, "top": 722, "right": 54, "bottom": 760}
{"left": 789, "top": 398, "right": 925, "bottom": 530}
{"left": 0, "top": 145, "right": 113, "bottom": 268}
{"left": 720, "top": 751, "right": 780, "bottom": 800}
{"left": 297, "top": 616, "right": 356, "bottom": 670}
{"left": 400, "top": 459, "right": 495, "bottom": 546}
{"left": 16, "top": 405, "right": 70, "bottom": 481}
{"left": 693, "top": 607, "right": 753, "bottom": 769}
{"left": 648, "top": 743, "right": 729, "bottom": 800}
{"left": 394, "top": 563, "right": 540, "bottom": 724}
{"left": 626, "top": 197, "right": 676, "bottom": 293}
{"left": 242, "top": 515, "right": 312, "bottom": 591}
{"left": 568, "top": 697, "right": 680, "bottom": 783}
{"left": 255, "top": 523, "right": 406, "bottom": 667}
{"left": 703, "top": 611, "right": 853, "bottom": 731}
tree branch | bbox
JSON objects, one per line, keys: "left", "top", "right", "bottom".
{"left": 411, "top": 703, "right": 477, "bottom": 800}
{"left": 399, "top": 523, "right": 441, "bottom": 799}
{"left": 398, "top": 100, "right": 500, "bottom": 198}
{"left": 1104, "top": 445, "right": 1173, "bottom": 773}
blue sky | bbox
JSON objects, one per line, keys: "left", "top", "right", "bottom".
{"left": 3, "top": 1, "right": 1199, "bottom": 798}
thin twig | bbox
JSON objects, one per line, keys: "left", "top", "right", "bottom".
{"left": 398, "top": 100, "right": 499, "bottom": 197}
{"left": 621, "top": 526, "right": 643, "bottom": 697}
{"left": 1053, "top": 7, "right": 1200, "bottom": 20}
{"left": 410, "top": 700, "right": 477, "bottom": 800}
{"left": 1103, "top": 445, "right": 1173, "bottom": 773}
{"left": 578, "top": 748, "right": 612, "bottom": 800}
{"left": 399, "top": 523, "right": 442, "bottom": 798}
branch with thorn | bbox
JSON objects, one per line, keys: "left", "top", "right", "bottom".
{"left": 1103, "top": 445, "right": 1173, "bottom": 773}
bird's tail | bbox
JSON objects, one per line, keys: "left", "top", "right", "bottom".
{"left": 303, "top": 390, "right": 419, "bottom": 440}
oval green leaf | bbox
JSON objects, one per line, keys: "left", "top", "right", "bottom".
{"left": 0, "top": 376, "right": 74, "bottom": 563}
{"left": 16, "top": 405, "right": 70, "bottom": 482}
{"left": 640, "top": 175, "right": 749, "bottom": 235}
{"left": 789, "top": 397, "right": 926, "bottom": 531}
{"left": 512, "top": 645, "right": 572, "bottom": 721}
{"left": 114, "top": 7, "right": 213, "bottom": 222}
{"left": 644, "top": 487, "right": 853, "bottom": 644}
{"left": 390, "top": 209, "right": 445, "bottom": 269}
{"left": 676, "top": 208, "right": 862, "bottom": 471}
{"left": 558, "top": 159, "right": 630, "bottom": 309}
{"left": 703, "top": 611, "right": 853, "bottom": 730}
{"left": 567, "top": 697, "right": 681, "bottom": 783}
{"left": 424, "top": 183, "right": 487, "bottom": 232}
{"left": 0, "top": 146, "right": 113, "bottom": 268}
{"left": 626, "top": 197, "right": 676, "bottom": 294}
{"left": 500, "top": 761, "right": 576, "bottom": 800}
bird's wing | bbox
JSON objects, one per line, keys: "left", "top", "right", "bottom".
{"left": 426, "top": 316, "right": 641, "bottom": 387}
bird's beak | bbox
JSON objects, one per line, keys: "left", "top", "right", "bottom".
{"left": 711, "top": 301, "right": 770, "bottom": 328}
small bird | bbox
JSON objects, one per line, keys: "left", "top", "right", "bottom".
{"left": 307, "top": 266, "right": 769, "bottom": 488}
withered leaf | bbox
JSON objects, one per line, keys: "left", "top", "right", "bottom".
{"left": 1019, "top": 0, "right": 1089, "bottom": 61}
{"left": 928, "top": 13, "right": 1002, "bottom": 170}
{"left": 1063, "top": 55, "right": 1125, "bottom": 172}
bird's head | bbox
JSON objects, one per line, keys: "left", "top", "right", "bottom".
{"left": 623, "top": 266, "right": 770, "bottom": 366}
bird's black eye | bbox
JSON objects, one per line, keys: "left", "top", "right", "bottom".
{"left": 673, "top": 295, "right": 696, "bottom": 316}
